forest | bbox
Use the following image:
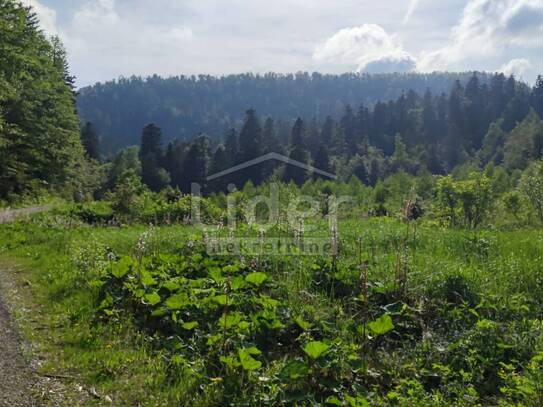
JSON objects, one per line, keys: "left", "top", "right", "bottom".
{"left": 76, "top": 72, "right": 543, "bottom": 198}
{"left": 77, "top": 72, "right": 486, "bottom": 153}
{"left": 2, "top": 1, "right": 543, "bottom": 406}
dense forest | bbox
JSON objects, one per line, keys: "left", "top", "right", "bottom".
{"left": 0, "top": 0, "right": 98, "bottom": 201}
{"left": 77, "top": 72, "right": 490, "bottom": 153}
{"left": 98, "top": 73, "right": 543, "bottom": 195}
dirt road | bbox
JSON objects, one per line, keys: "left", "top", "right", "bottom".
{"left": 0, "top": 205, "right": 52, "bottom": 224}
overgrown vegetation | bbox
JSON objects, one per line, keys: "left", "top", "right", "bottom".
{"left": 1, "top": 165, "right": 543, "bottom": 405}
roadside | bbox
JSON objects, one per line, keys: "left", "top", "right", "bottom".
{"left": 0, "top": 291, "right": 38, "bottom": 407}
{"left": 0, "top": 205, "right": 53, "bottom": 224}
{"left": 0, "top": 261, "right": 87, "bottom": 406}
{"left": 0, "top": 207, "right": 92, "bottom": 406}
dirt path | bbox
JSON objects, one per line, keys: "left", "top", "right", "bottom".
{"left": 0, "top": 205, "right": 52, "bottom": 224}
{"left": 0, "top": 296, "right": 40, "bottom": 407}
{"left": 0, "top": 206, "right": 65, "bottom": 406}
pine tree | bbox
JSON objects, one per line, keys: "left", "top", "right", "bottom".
{"left": 139, "top": 124, "right": 169, "bottom": 191}
{"left": 531, "top": 75, "right": 543, "bottom": 119}
{"left": 163, "top": 140, "right": 187, "bottom": 189}
{"left": 341, "top": 105, "right": 357, "bottom": 155}
{"left": 181, "top": 135, "right": 210, "bottom": 193}
{"left": 313, "top": 143, "right": 331, "bottom": 178}
{"left": 224, "top": 128, "right": 239, "bottom": 167}
{"left": 0, "top": 1, "right": 87, "bottom": 200}
{"left": 261, "top": 117, "right": 281, "bottom": 180}
{"left": 284, "top": 118, "right": 310, "bottom": 185}
{"left": 81, "top": 122, "right": 100, "bottom": 161}
{"left": 237, "top": 109, "right": 262, "bottom": 185}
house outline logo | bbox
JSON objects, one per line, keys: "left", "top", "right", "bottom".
{"left": 206, "top": 152, "right": 336, "bottom": 181}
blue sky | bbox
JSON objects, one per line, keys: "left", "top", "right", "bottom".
{"left": 22, "top": 0, "right": 543, "bottom": 87}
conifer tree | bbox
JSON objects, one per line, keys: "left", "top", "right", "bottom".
{"left": 81, "top": 122, "right": 100, "bottom": 161}
{"left": 284, "top": 118, "right": 310, "bottom": 185}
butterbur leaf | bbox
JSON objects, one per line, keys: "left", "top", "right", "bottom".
{"left": 230, "top": 276, "right": 246, "bottom": 291}
{"left": 165, "top": 293, "right": 189, "bottom": 310}
{"left": 212, "top": 295, "right": 229, "bottom": 306}
{"left": 368, "top": 314, "right": 394, "bottom": 336}
{"left": 220, "top": 355, "right": 239, "bottom": 368}
{"left": 280, "top": 360, "right": 309, "bottom": 380}
{"left": 239, "top": 348, "right": 262, "bottom": 370}
{"left": 144, "top": 291, "right": 161, "bottom": 306}
{"left": 345, "top": 395, "right": 370, "bottom": 407}
{"left": 140, "top": 270, "right": 157, "bottom": 286}
{"left": 294, "top": 316, "right": 312, "bottom": 330}
{"left": 245, "top": 272, "right": 268, "bottom": 287}
{"left": 181, "top": 321, "right": 198, "bottom": 330}
{"left": 162, "top": 280, "right": 180, "bottom": 292}
{"left": 208, "top": 268, "right": 223, "bottom": 284}
{"left": 111, "top": 257, "right": 132, "bottom": 278}
{"left": 325, "top": 396, "right": 342, "bottom": 406}
{"left": 223, "top": 264, "right": 240, "bottom": 274}
{"left": 151, "top": 308, "right": 167, "bottom": 317}
{"left": 218, "top": 312, "right": 243, "bottom": 328}
{"left": 303, "top": 341, "right": 329, "bottom": 359}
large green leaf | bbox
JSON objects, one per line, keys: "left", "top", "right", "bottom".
{"left": 303, "top": 341, "right": 329, "bottom": 359}
{"left": 245, "top": 272, "right": 268, "bottom": 287}
{"left": 144, "top": 291, "right": 161, "bottom": 306}
{"left": 181, "top": 321, "right": 199, "bottom": 330}
{"left": 111, "top": 257, "right": 132, "bottom": 278}
{"left": 165, "top": 293, "right": 189, "bottom": 310}
{"left": 239, "top": 347, "right": 262, "bottom": 370}
{"left": 212, "top": 295, "right": 229, "bottom": 305}
{"left": 280, "top": 360, "right": 309, "bottom": 380}
{"left": 218, "top": 312, "right": 243, "bottom": 328}
{"left": 368, "top": 314, "right": 394, "bottom": 336}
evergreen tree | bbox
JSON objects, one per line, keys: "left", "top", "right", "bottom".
{"left": 224, "top": 128, "right": 239, "bottom": 167}
{"left": 531, "top": 75, "right": 543, "bottom": 119}
{"left": 139, "top": 124, "right": 169, "bottom": 191}
{"left": 163, "top": 140, "right": 187, "bottom": 189}
{"left": 237, "top": 108, "right": 262, "bottom": 185}
{"left": 0, "top": 1, "right": 87, "bottom": 200}
{"left": 321, "top": 116, "right": 335, "bottom": 146}
{"left": 81, "top": 122, "right": 100, "bottom": 161}
{"left": 181, "top": 135, "right": 210, "bottom": 193}
{"left": 208, "top": 144, "right": 229, "bottom": 192}
{"left": 341, "top": 105, "right": 357, "bottom": 155}
{"left": 313, "top": 143, "right": 331, "bottom": 179}
{"left": 284, "top": 118, "right": 310, "bottom": 185}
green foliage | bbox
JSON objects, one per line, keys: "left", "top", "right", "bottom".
{"left": 520, "top": 160, "right": 543, "bottom": 223}
{"left": 367, "top": 314, "right": 395, "bottom": 337}
{"left": 436, "top": 172, "right": 493, "bottom": 228}
{"left": 303, "top": 341, "right": 330, "bottom": 359}
{"left": 0, "top": 0, "right": 87, "bottom": 201}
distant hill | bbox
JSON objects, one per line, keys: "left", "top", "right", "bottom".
{"left": 76, "top": 72, "right": 491, "bottom": 154}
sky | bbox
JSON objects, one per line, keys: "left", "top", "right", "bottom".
{"left": 21, "top": 0, "right": 543, "bottom": 87}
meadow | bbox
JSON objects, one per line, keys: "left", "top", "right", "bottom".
{"left": 1, "top": 203, "right": 542, "bottom": 406}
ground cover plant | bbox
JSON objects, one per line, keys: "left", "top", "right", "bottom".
{"left": 1, "top": 192, "right": 542, "bottom": 405}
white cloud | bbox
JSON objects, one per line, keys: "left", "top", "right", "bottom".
{"left": 404, "top": 0, "right": 422, "bottom": 24}
{"left": 61, "top": 0, "right": 194, "bottom": 85}
{"left": 21, "top": 0, "right": 58, "bottom": 36}
{"left": 418, "top": 0, "right": 543, "bottom": 73}
{"left": 499, "top": 58, "right": 532, "bottom": 78}
{"left": 73, "top": 0, "right": 119, "bottom": 31}
{"left": 313, "top": 24, "right": 416, "bottom": 73}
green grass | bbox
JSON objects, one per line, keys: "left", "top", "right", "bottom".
{"left": 0, "top": 215, "right": 542, "bottom": 405}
